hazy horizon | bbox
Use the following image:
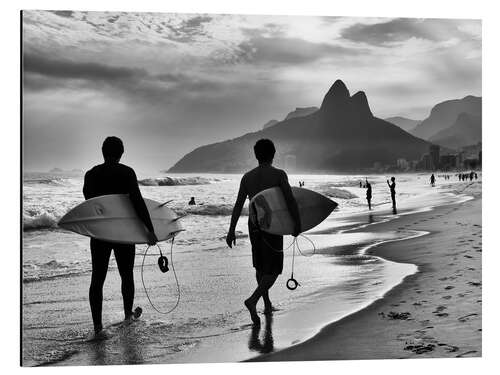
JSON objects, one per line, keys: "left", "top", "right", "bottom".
{"left": 22, "top": 11, "right": 481, "bottom": 174}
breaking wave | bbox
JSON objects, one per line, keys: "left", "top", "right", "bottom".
{"left": 318, "top": 186, "right": 358, "bottom": 200}
{"left": 139, "top": 176, "right": 223, "bottom": 186}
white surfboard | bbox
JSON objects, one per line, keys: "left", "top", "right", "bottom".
{"left": 249, "top": 187, "right": 338, "bottom": 235}
{"left": 58, "top": 194, "right": 183, "bottom": 244}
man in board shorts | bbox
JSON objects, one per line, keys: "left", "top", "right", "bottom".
{"left": 83, "top": 136, "right": 158, "bottom": 338}
{"left": 226, "top": 139, "right": 301, "bottom": 325}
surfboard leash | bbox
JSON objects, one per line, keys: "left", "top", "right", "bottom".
{"left": 140, "top": 237, "right": 181, "bottom": 314}
{"left": 260, "top": 234, "right": 317, "bottom": 291}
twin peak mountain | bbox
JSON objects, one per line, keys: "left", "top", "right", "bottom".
{"left": 169, "top": 80, "right": 429, "bottom": 173}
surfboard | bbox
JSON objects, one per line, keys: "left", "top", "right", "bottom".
{"left": 249, "top": 187, "right": 338, "bottom": 235}
{"left": 58, "top": 194, "right": 183, "bottom": 244}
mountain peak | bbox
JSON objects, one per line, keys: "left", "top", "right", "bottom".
{"left": 351, "top": 91, "right": 372, "bottom": 118}
{"left": 321, "top": 79, "right": 350, "bottom": 110}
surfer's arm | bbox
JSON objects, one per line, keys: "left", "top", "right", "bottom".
{"left": 280, "top": 172, "right": 302, "bottom": 236}
{"left": 128, "top": 170, "right": 155, "bottom": 235}
{"left": 83, "top": 171, "right": 93, "bottom": 199}
{"left": 227, "top": 180, "right": 247, "bottom": 248}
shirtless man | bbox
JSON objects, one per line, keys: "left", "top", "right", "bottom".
{"left": 226, "top": 139, "right": 301, "bottom": 325}
{"left": 83, "top": 136, "right": 158, "bottom": 338}
{"left": 387, "top": 176, "right": 396, "bottom": 213}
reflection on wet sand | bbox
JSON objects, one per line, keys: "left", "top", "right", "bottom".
{"left": 248, "top": 314, "right": 274, "bottom": 354}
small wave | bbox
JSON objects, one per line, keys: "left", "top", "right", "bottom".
{"left": 24, "top": 177, "right": 71, "bottom": 186}
{"left": 23, "top": 211, "right": 60, "bottom": 230}
{"left": 139, "top": 176, "right": 219, "bottom": 186}
{"left": 175, "top": 204, "right": 248, "bottom": 216}
{"left": 319, "top": 186, "right": 358, "bottom": 200}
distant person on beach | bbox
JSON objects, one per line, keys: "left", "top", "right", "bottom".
{"left": 475, "top": 172, "right": 478, "bottom": 180}
{"left": 470, "top": 171, "right": 474, "bottom": 180}
{"left": 430, "top": 174, "right": 435, "bottom": 187}
{"left": 387, "top": 177, "right": 396, "bottom": 212}
{"left": 83, "top": 136, "right": 158, "bottom": 339}
{"left": 188, "top": 197, "right": 196, "bottom": 205}
{"left": 365, "top": 179, "right": 372, "bottom": 210}
{"left": 360, "top": 181, "right": 362, "bottom": 188}
{"left": 226, "top": 139, "right": 301, "bottom": 325}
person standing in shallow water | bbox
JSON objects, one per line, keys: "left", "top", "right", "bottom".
{"left": 430, "top": 173, "right": 435, "bottom": 187}
{"left": 83, "top": 136, "right": 158, "bottom": 339}
{"left": 387, "top": 176, "right": 397, "bottom": 213}
{"left": 365, "top": 179, "right": 372, "bottom": 210}
{"left": 226, "top": 139, "right": 301, "bottom": 326}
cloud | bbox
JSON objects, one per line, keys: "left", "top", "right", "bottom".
{"left": 341, "top": 18, "right": 477, "bottom": 46}
{"left": 24, "top": 52, "right": 147, "bottom": 82}
{"left": 237, "top": 34, "right": 364, "bottom": 65}
{"left": 49, "top": 10, "right": 74, "bottom": 18}
{"left": 161, "top": 15, "right": 213, "bottom": 43}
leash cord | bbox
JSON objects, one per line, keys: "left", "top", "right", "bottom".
{"left": 140, "top": 238, "right": 181, "bottom": 314}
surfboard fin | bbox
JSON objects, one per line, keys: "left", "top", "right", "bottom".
{"left": 171, "top": 214, "right": 188, "bottom": 222}
{"left": 158, "top": 200, "right": 174, "bottom": 207}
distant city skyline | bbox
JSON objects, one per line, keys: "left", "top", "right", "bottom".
{"left": 22, "top": 11, "right": 481, "bottom": 174}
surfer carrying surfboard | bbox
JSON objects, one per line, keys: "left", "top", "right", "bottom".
{"left": 226, "top": 139, "right": 301, "bottom": 326}
{"left": 83, "top": 136, "right": 158, "bottom": 338}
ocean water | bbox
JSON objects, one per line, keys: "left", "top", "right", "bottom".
{"left": 22, "top": 171, "right": 474, "bottom": 365}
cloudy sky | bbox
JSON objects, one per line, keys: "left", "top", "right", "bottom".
{"left": 22, "top": 11, "right": 481, "bottom": 174}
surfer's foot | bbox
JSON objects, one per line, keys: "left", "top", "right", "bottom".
{"left": 263, "top": 304, "right": 278, "bottom": 316}
{"left": 94, "top": 324, "right": 103, "bottom": 335}
{"left": 87, "top": 327, "right": 109, "bottom": 342}
{"left": 124, "top": 307, "right": 142, "bottom": 322}
{"left": 244, "top": 299, "right": 261, "bottom": 326}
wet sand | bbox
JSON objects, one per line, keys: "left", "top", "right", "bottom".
{"left": 253, "top": 186, "right": 482, "bottom": 361}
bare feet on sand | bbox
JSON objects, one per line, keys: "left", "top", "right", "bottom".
{"left": 124, "top": 306, "right": 143, "bottom": 324}
{"left": 264, "top": 305, "right": 279, "bottom": 316}
{"left": 245, "top": 299, "right": 261, "bottom": 326}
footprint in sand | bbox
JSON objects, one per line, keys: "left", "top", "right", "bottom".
{"left": 442, "top": 296, "right": 452, "bottom": 300}
{"left": 445, "top": 286, "right": 454, "bottom": 290}
{"left": 468, "top": 281, "right": 481, "bottom": 287}
{"left": 433, "top": 306, "right": 447, "bottom": 314}
{"left": 456, "top": 350, "right": 478, "bottom": 358}
{"left": 436, "top": 313, "right": 449, "bottom": 317}
{"left": 458, "top": 313, "right": 478, "bottom": 323}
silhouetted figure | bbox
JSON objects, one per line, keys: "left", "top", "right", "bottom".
{"left": 430, "top": 174, "right": 435, "bottom": 187}
{"left": 470, "top": 171, "right": 474, "bottom": 181}
{"left": 365, "top": 179, "right": 372, "bottom": 210}
{"left": 387, "top": 177, "right": 397, "bottom": 213}
{"left": 226, "top": 139, "right": 301, "bottom": 326}
{"left": 360, "top": 181, "right": 362, "bottom": 188}
{"left": 475, "top": 172, "right": 478, "bottom": 180}
{"left": 83, "top": 136, "right": 158, "bottom": 338}
{"left": 188, "top": 197, "right": 196, "bottom": 205}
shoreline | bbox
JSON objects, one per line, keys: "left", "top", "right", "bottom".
{"left": 251, "top": 187, "right": 481, "bottom": 361}
{"left": 22, "top": 180, "right": 481, "bottom": 366}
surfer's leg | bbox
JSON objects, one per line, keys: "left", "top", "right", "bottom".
{"left": 245, "top": 274, "right": 278, "bottom": 324}
{"left": 114, "top": 244, "right": 136, "bottom": 319}
{"left": 256, "top": 271, "right": 273, "bottom": 313}
{"left": 90, "top": 239, "right": 112, "bottom": 333}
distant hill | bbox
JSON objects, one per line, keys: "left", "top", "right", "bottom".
{"left": 169, "top": 79, "right": 430, "bottom": 173}
{"left": 384, "top": 116, "right": 421, "bottom": 132}
{"left": 429, "top": 112, "right": 482, "bottom": 149}
{"left": 284, "top": 107, "right": 318, "bottom": 121}
{"left": 262, "top": 107, "right": 318, "bottom": 129}
{"left": 262, "top": 120, "right": 279, "bottom": 129}
{"left": 411, "top": 96, "right": 481, "bottom": 140}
